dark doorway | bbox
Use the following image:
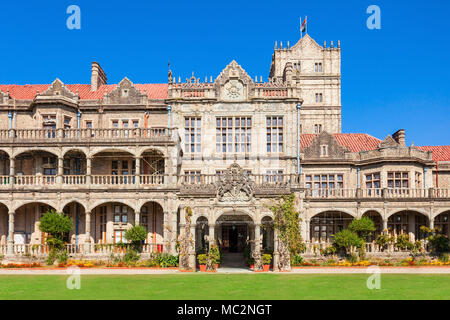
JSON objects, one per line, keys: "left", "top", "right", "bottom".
{"left": 221, "top": 224, "right": 247, "bottom": 253}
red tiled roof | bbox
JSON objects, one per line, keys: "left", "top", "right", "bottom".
{"left": 416, "top": 146, "right": 450, "bottom": 162}
{"left": 300, "top": 133, "right": 382, "bottom": 152}
{"left": 0, "top": 83, "right": 168, "bottom": 100}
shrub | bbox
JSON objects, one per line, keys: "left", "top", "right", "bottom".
{"left": 320, "top": 246, "right": 337, "bottom": 256}
{"left": 346, "top": 253, "right": 358, "bottom": 264}
{"left": 209, "top": 244, "right": 221, "bottom": 264}
{"left": 39, "top": 210, "right": 73, "bottom": 245}
{"left": 349, "top": 217, "right": 376, "bottom": 241}
{"left": 395, "top": 234, "right": 412, "bottom": 250}
{"left": 155, "top": 253, "right": 179, "bottom": 267}
{"left": 262, "top": 254, "right": 272, "bottom": 265}
{"left": 439, "top": 253, "right": 449, "bottom": 263}
{"left": 124, "top": 225, "right": 147, "bottom": 252}
{"left": 375, "top": 234, "right": 392, "bottom": 249}
{"left": 123, "top": 249, "right": 140, "bottom": 264}
{"left": 291, "top": 255, "right": 303, "bottom": 266}
{"left": 197, "top": 254, "right": 208, "bottom": 265}
{"left": 333, "top": 229, "right": 363, "bottom": 252}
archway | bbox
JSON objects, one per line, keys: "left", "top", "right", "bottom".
{"left": 62, "top": 150, "right": 87, "bottom": 184}
{"left": 216, "top": 213, "right": 253, "bottom": 254}
{"left": 14, "top": 150, "right": 59, "bottom": 185}
{"left": 195, "top": 216, "right": 209, "bottom": 253}
{"left": 310, "top": 211, "right": 354, "bottom": 242}
{"left": 90, "top": 202, "right": 134, "bottom": 244}
{"left": 0, "top": 151, "right": 10, "bottom": 184}
{"left": 362, "top": 210, "right": 383, "bottom": 241}
{"left": 140, "top": 201, "right": 164, "bottom": 252}
{"left": 14, "top": 202, "right": 56, "bottom": 245}
{"left": 261, "top": 216, "right": 274, "bottom": 253}
{"left": 434, "top": 211, "right": 449, "bottom": 238}
{"left": 388, "top": 211, "right": 429, "bottom": 241}
{"left": 91, "top": 149, "right": 136, "bottom": 185}
{"left": 62, "top": 202, "right": 86, "bottom": 245}
{"left": 0, "top": 203, "right": 8, "bottom": 246}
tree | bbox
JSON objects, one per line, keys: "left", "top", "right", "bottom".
{"left": 39, "top": 210, "right": 73, "bottom": 250}
{"left": 333, "top": 229, "right": 363, "bottom": 253}
{"left": 124, "top": 225, "right": 147, "bottom": 252}
{"left": 269, "top": 194, "right": 305, "bottom": 270}
{"left": 348, "top": 217, "right": 376, "bottom": 241}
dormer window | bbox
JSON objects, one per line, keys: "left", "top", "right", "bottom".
{"left": 314, "top": 62, "right": 323, "bottom": 72}
{"left": 320, "top": 145, "right": 328, "bottom": 157}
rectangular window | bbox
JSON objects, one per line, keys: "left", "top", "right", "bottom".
{"left": 387, "top": 172, "right": 409, "bottom": 189}
{"left": 266, "top": 116, "right": 283, "bottom": 153}
{"left": 315, "top": 62, "right": 323, "bottom": 72}
{"left": 314, "top": 124, "right": 323, "bottom": 134}
{"left": 266, "top": 170, "right": 284, "bottom": 183}
{"left": 85, "top": 121, "right": 92, "bottom": 129}
{"left": 185, "top": 117, "right": 201, "bottom": 153}
{"left": 184, "top": 171, "right": 201, "bottom": 183}
{"left": 365, "top": 172, "right": 381, "bottom": 196}
{"left": 305, "top": 174, "right": 343, "bottom": 197}
{"left": 216, "top": 116, "right": 251, "bottom": 153}
{"left": 315, "top": 93, "right": 323, "bottom": 103}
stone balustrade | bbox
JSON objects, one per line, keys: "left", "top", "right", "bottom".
{"left": 0, "top": 127, "right": 176, "bottom": 144}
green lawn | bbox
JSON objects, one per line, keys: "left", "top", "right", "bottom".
{"left": 0, "top": 274, "right": 449, "bottom": 300}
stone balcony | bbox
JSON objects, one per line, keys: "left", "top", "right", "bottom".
{"left": 0, "top": 127, "right": 178, "bottom": 146}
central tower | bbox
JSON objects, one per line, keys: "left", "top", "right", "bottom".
{"left": 269, "top": 34, "right": 342, "bottom": 134}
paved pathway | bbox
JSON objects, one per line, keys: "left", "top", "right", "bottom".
{"left": 0, "top": 267, "right": 449, "bottom": 275}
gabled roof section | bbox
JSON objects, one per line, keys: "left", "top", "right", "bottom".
{"left": 215, "top": 60, "right": 253, "bottom": 85}
{"left": 290, "top": 34, "right": 323, "bottom": 52}
{"left": 39, "top": 78, "right": 77, "bottom": 99}
{"left": 300, "top": 133, "right": 382, "bottom": 153}
{"left": 378, "top": 135, "right": 399, "bottom": 148}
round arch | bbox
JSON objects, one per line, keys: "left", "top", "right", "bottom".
{"left": 387, "top": 210, "right": 429, "bottom": 240}
{"left": 13, "top": 148, "right": 61, "bottom": 159}
{"left": 137, "top": 147, "right": 167, "bottom": 158}
{"left": 89, "top": 147, "right": 136, "bottom": 158}
{"left": 137, "top": 199, "right": 165, "bottom": 213}
{"left": 386, "top": 208, "right": 429, "bottom": 220}
{"left": 61, "top": 200, "right": 87, "bottom": 212}
{"left": 13, "top": 200, "right": 58, "bottom": 213}
{"left": 62, "top": 147, "right": 88, "bottom": 158}
{"left": 0, "top": 148, "right": 11, "bottom": 158}
{"left": 213, "top": 208, "right": 255, "bottom": 225}
{"left": 432, "top": 210, "right": 449, "bottom": 238}
{"left": 308, "top": 208, "right": 357, "bottom": 220}
{"left": 88, "top": 200, "right": 137, "bottom": 213}
{"left": 309, "top": 210, "right": 355, "bottom": 242}
{"left": 362, "top": 210, "right": 383, "bottom": 240}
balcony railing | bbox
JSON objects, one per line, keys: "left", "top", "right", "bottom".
{"left": 305, "top": 188, "right": 450, "bottom": 199}
{"left": 0, "top": 127, "right": 176, "bottom": 143}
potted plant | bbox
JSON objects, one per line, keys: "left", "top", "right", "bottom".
{"left": 209, "top": 244, "right": 221, "bottom": 269}
{"left": 262, "top": 254, "right": 272, "bottom": 272}
{"left": 197, "top": 254, "right": 207, "bottom": 272}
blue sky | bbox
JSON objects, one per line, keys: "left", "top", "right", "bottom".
{"left": 1, "top": 0, "right": 449, "bottom": 146}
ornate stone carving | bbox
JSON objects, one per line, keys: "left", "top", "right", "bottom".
{"left": 216, "top": 163, "right": 254, "bottom": 202}
{"left": 224, "top": 79, "right": 244, "bottom": 100}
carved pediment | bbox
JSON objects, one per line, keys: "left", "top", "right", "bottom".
{"left": 378, "top": 135, "right": 399, "bottom": 148}
{"left": 39, "top": 79, "right": 77, "bottom": 99}
{"left": 216, "top": 163, "right": 255, "bottom": 202}
{"left": 290, "top": 34, "right": 324, "bottom": 56}
{"left": 216, "top": 60, "right": 253, "bottom": 101}
{"left": 105, "top": 77, "right": 146, "bottom": 105}
{"left": 303, "top": 131, "right": 348, "bottom": 159}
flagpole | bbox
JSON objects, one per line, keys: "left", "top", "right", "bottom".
{"left": 300, "top": 17, "right": 303, "bottom": 39}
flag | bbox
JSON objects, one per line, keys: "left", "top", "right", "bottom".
{"left": 301, "top": 17, "right": 307, "bottom": 33}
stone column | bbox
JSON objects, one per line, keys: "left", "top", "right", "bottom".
{"left": 135, "top": 157, "right": 141, "bottom": 186}
{"left": 86, "top": 157, "right": 92, "bottom": 185}
{"left": 9, "top": 157, "right": 15, "bottom": 186}
{"left": 273, "top": 228, "right": 280, "bottom": 271}
{"left": 254, "top": 223, "right": 261, "bottom": 253}
{"left": 57, "top": 157, "right": 64, "bottom": 185}
{"left": 382, "top": 218, "right": 388, "bottom": 232}
{"left": 170, "top": 212, "right": 178, "bottom": 255}
{"left": 189, "top": 224, "right": 196, "bottom": 269}
{"left": 429, "top": 217, "right": 434, "bottom": 230}
{"left": 85, "top": 211, "right": 91, "bottom": 253}
{"left": 7, "top": 211, "right": 14, "bottom": 255}
{"left": 135, "top": 210, "right": 140, "bottom": 226}
{"left": 163, "top": 211, "right": 170, "bottom": 253}
{"left": 208, "top": 223, "right": 215, "bottom": 247}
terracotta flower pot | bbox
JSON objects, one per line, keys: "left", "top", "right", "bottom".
{"left": 199, "top": 264, "right": 207, "bottom": 272}
{"left": 263, "top": 264, "right": 270, "bottom": 272}
{"left": 250, "top": 264, "right": 254, "bottom": 270}
{"left": 215, "top": 264, "right": 219, "bottom": 269}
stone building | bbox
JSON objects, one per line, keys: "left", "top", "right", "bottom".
{"left": 0, "top": 32, "right": 449, "bottom": 266}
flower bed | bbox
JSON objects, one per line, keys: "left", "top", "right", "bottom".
{"left": 292, "top": 257, "right": 450, "bottom": 267}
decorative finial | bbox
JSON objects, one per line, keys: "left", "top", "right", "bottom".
{"left": 168, "top": 61, "right": 173, "bottom": 84}
{"left": 338, "top": 40, "right": 340, "bottom": 48}
{"left": 260, "top": 76, "right": 263, "bottom": 83}
{"left": 331, "top": 41, "right": 334, "bottom": 48}
{"left": 287, "top": 41, "right": 290, "bottom": 49}
{"left": 275, "top": 41, "right": 277, "bottom": 50}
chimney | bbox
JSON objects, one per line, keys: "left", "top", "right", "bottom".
{"left": 392, "top": 129, "right": 406, "bottom": 146}
{"left": 91, "top": 62, "right": 107, "bottom": 91}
